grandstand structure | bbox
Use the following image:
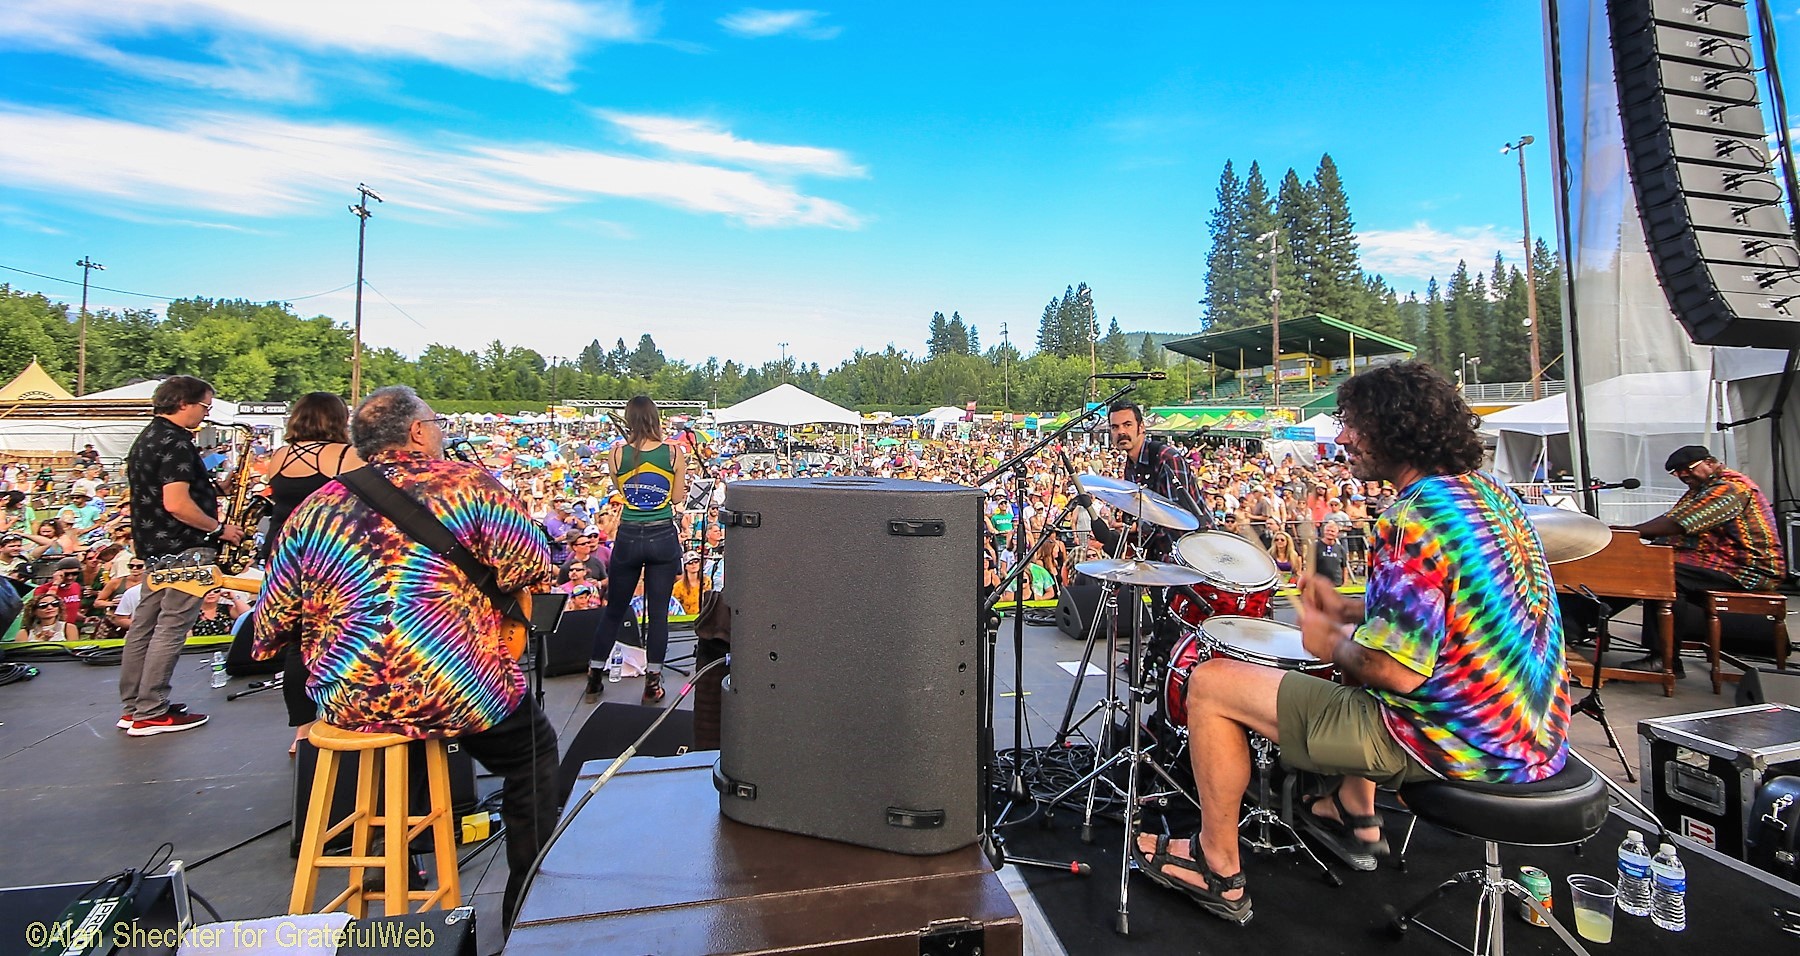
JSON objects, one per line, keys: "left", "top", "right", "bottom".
{"left": 1161, "top": 313, "right": 1414, "bottom": 414}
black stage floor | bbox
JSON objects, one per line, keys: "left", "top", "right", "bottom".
{"left": 1, "top": 602, "right": 1795, "bottom": 955}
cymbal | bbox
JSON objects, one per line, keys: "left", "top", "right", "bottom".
{"left": 1524, "top": 505, "right": 1613, "bottom": 565}
{"left": 1075, "top": 558, "right": 1207, "bottom": 587}
{"left": 1074, "top": 473, "right": 1139, "bottom": 495}
{"left": 1088, "top": 484, "right": 1201, "bottom": 532}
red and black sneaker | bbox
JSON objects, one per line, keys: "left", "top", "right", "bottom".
{"left": 117, "top": 703, "right": 188, "bottom": 730}
{"left": 126, "top": 710, "right": 208, "bottom": 737}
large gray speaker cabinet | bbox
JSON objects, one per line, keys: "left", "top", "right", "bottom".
{"left": 713, "top": 477, "right": 984, "bottom": 854}
{"left": 1609, "top": 0, "right": 1800, "bottom": 348}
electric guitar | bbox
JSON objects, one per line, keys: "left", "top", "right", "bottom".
{"left": 501, "top": 590, "right": 536, "bottom": 660}
{"left": 143, "top": 563, "right": 263, "bottom": 598}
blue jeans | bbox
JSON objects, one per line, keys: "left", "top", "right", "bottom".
{"left": 593, "top": 520, "right": 681, "bottom": 671}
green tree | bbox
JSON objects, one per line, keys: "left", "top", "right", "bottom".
{"left": 1202, "top": 160, "right": 1249, "bottom": 329}
{"left": 627, "top": 334, "right": 665, "bottom": 378}
{"left": 1275, "top": 167, "right": 1317, "bottom": 319}
{"left": 1531, "top": 239, "right": 1565, "bottom": 382}
{"left": 946, "top": 311, "right": 971, "bottom": 355}
{"left": 1424, "top": 278, "right": 1449, "bottom": 368}
{"left": 1100, "top": 317, "right": 1130, "bottom": 365}
{"left": 1137, "top": 333, "right": 1162, "bottom": 369}
{"left": 1308, "top": 154, "right": 1362, "bottom": 320}
{"left": 926, "top": 311, "right": 950, "bottom": 359}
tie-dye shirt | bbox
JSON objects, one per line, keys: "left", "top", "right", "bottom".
{"left": 254, "top": 452, "right": 551, "bottom": 739}
{"left": 1354, "top": 471, "right": 1569, "bottom": 783}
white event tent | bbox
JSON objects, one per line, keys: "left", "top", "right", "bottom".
{"left": 0, "top": 379, "right": 284, "bottom": 461}
{"left": 712, "top": 383, "right": 864, "bottom": 429}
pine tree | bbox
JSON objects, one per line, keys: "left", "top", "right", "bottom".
{"left": 947, "top": 311, "right": 970, "bottom": 355}
{"left": 1424, "top": 279, "right": 1448, "bottom": 368}
{"left": 607, "top": 337, "right": 631, "bottom": 376}
{"left": 927, "top": 311, "right": 950, "bottom": 359}
{"left": 1101, "top": 317, "right": 1130, "bottom": 365}
{"left": 577, "top": 338, "right": 605, "bottom": 374}
{"left": 1276, "top": 167, "right": 1317, "bottom": 319}
{"left": 1443, "top": 261, "right": 1481, "bottom": 370}
{"left": 1202, "top": 161, "right": 1247, "bottom": 329}
{"left": 1310, "top": 154, "right": 1362, "bottom": 320}
{"left": 1036, "top": 298, "right": 1061, "bottom": 356}
{"left": 1531, "top": 239, "right": 1565, "bottom": 382}
{"left": 1236, "top": 163, "right": 1279, "bottom": 329}
{"left": 1138, "top": 333, "right": 1161, "bottom": 369}
{"left": 1060, "top": 284, "right": 1097, "bottom": 360}
{"left": 966, "top": 323, "right": 979, "bottom": 354}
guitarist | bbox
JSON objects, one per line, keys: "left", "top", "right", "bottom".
{"left": 119, "top": 376, "right": 244, "bottom": 737}
{"left": 253, "top": 386, "right": 557, "bottom": 931}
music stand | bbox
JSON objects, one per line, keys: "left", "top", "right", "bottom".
{"left": 526, "top": 592, "right": 569, "bottom": 708}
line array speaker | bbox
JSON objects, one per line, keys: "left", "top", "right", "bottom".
{"left": 1609, "top": 0, "right": 1800, "bottom": 348}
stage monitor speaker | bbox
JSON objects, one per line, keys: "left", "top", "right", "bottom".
{"left": 1609, "top": 0, "right": 1800, "bottom": 349}
{"left": 714, "top": 477, "right": 984, "bottom": 855}
{"left": 556, "top": 702, "right": 694, "bottom": 809}
{"left": 1056, "top": 582, "right": 1103, "bottom": 640}
{"left": 290, "top": 738, "right": 478, "bottom": 857}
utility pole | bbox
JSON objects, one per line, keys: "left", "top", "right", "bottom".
{"left": 75, "top": 256, "right": 104, "bottom": 395}
{"left": 1258, "top": 230, "right": 1282, "bottom": 408}
{"left": 1000, "top": 322, "right": 1010, "bottom": 411}
{"left": 1080, "top": 286, "right": 1096, "bottom": 403}
{"left": 1502, "top": 137, "right": 1542, "bottom": 399}
{"left": 778, "top": 342, "right": 789, "bottom": 384}
{"left": 347, "top": 183, "right": 384, "bottom": 401}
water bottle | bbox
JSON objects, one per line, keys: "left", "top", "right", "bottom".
{"left": 1615, "top": 829, "right": 1653, "bottom": 917}
{"left": 1649, "top": 842, "right": 1687, "bottom": 932}
{"left": 607, "top": 646, "right": 624, "bottom": 683}
{"left": 209, "top": 650, "right": 228, "bottom": 688}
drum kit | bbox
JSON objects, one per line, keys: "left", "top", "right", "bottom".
{"left": 1044, "top": 475, "right": 1619, "bottom": 933}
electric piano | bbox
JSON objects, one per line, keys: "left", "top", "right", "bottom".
{"left": 1554, "top": 529, "right": 1677, "bottom": 697}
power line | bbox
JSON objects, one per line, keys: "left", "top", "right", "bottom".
{"left": 0, "top": 263, "right": 356, "bottom": 305}
{"left": 361, "top": 279, "right": 429, "bottom": 330}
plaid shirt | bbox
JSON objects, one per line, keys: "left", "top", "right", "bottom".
{"left": 1664, "top": 468, "right": 1785, "bottom": 591}
{"left": 1121, "top": 439, "right": 1212, "bottom": 559}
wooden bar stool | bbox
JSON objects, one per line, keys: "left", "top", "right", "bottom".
{"left": 290, "top": 723, "right": 461, "bottom": 917}
{"left": 1698, "top": 590, "right": 1791, "bottom": 694}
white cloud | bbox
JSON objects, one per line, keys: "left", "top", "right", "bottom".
{"left": 0, "top": 0, "right": 651, "bottom": 94}
{"left": 1358, "top": 222, "right": 1518, "bottom": 287}
{"left": 0, "top": 105, "right": 861, "bottom": 229}
{"left": 597, "top": 111, "right": 865, "bottom": 176}
{"left": 718, "top": 8, "right": 841, "bottom": 39}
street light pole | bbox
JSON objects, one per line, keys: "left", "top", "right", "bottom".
{"left": 347, "top": 183, "right": 384, "bottom": 401}
{"left": 1502, "top": 137, "right": 1543, "bottom": 399}
{"left": 778, "top": 342, "right": 789, "bottom": 384}
{"left": 74, "top": 256, "right": 104, "bottom": 395}
{"left": 1258, "top": 230, "right": 1282, "bottom": 408}
{"left": 1000, "top": 321, "right": 1010, "bottom": 411}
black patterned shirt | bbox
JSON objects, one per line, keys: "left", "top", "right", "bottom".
{"left": 127, "top": 417, "right": 218, "bottom": 560}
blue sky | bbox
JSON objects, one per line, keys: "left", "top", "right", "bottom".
{"left": 1, "top": 2, "right": 1789, "bottom": 370}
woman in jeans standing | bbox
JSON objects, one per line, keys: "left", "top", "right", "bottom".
{"left": 588, "top": 395, "right": 686, "bottom": 704}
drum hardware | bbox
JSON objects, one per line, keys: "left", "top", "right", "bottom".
{"left": 1170, "top": 531, "right": 1281, "bottom": 625}
{"left": 1567, "top": 584, "right": 1636, "bottom": 781}
{"left": 1238, "top": 732, "right": 1341, "bottom": 885}
{"left": 1523, "top": 505, "right": 1612, "bottom": 565}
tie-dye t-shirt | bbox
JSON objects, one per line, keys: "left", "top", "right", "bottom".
{"left": 1354, "top": 471, "right": 1568, "bottom": 783}
{"left": 254, "top": 451, "right": 551, "bottom": 739}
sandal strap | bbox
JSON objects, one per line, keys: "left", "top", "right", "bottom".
{"left": 1332, "top": 789, "right": 1383, "bottom": 830}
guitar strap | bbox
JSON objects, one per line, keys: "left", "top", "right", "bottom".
{"left": 337, "top": 466, "right": 528, "bottom": 626}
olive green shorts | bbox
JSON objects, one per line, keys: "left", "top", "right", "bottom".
{"left": 1276, "top": 671, "right": 1440, "bottom": 790}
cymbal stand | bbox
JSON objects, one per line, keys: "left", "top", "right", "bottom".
{"left": 1051, "top": 526, "right": 1130, "bottom": 750}
{"left": 1570, "top": 585, "right": 1635, "bottom": 782}
{"left": 1238, "top": 732, "right": 1339, "bottom": 884}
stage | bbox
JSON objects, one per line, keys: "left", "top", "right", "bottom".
{"left": 0, "top": 603, "right": 1795, "bottom": 954}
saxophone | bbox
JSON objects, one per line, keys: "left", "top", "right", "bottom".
{"left": 210, "top": 421, "right": 270, "bottom": 575}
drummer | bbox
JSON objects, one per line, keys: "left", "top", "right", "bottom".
{"left": 1088, "top": 401, "right": 1211, "bottom": 560}
{"left": 1132, "top": 361, "right": 1568, "bottom": 924}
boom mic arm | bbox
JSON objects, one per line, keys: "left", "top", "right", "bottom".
{"left": 1090, "top": 370, "right": 1167, "bottom": 380}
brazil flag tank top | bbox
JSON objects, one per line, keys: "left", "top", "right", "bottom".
{"left": 616, "top": 442, "right": 676, "bottom": 522}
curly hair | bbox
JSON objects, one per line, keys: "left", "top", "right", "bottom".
{"left": 1335, "top": 361, "right": 1483, "bottom": 476}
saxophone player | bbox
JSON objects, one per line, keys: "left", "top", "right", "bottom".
{"left": 118, "top": 376, "right": 245, "bottom": 737}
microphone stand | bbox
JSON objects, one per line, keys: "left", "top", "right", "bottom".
{"left": 1571, "top": 585, "right": 1636, "bottom": 782}
{"left": 973, "top": 383, "right": 1133, "bottom": 876}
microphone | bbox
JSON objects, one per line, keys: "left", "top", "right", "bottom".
{"left": 1586, "top": 477, "right": 1642, "bottom": 491}
{"left": 1090, "top": 370, "right": 1167, "bottom": 380}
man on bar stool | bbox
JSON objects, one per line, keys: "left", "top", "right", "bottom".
{"left": 255, "top": 386, "right": 558, "bottom": 930}
{"left": 1615, "top": 445, "right": 1786, "bottom": 675}
{"left": 1133, "top": 361, "right": 1569, "bottom": 925}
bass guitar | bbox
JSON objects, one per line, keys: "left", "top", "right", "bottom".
{"left": 144, "top": 563, "right": 263, "bottom": 598}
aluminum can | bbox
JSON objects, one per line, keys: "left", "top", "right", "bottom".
{"left": 1518, "top": 866, "right": 1552, "bottom": 926}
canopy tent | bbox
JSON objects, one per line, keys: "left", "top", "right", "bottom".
{"left": 1295, "top": 412, "right": 1341, "bottom": 443}
{"left": 1480, "top": 371, "right": 1716, "bottom": 497}
{"left": 712, "top": 383, "right": 863, "bottom": 429}
{"left": 0, "top": 360, "right": 74, "bottom": 401}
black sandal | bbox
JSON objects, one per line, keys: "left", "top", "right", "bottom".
{"left": 642, "top": 670, "right": 665, "bottom": 704}
{"left": 1297, "top": 789, "right": 1389, "bottom": 863}
{"left": 1130, "top": 831, "right": 1253, "bottom": 925}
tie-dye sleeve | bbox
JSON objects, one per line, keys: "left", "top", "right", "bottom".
{"left": 1352, "top": 507, "right": 1448, "bottom": 678}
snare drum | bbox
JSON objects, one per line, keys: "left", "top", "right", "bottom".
{"left": 1171, "top": 531, "right": 1281, "bottom": 623}
{"left": 1163, "top": 616, "right": 1334, "bottom": 727}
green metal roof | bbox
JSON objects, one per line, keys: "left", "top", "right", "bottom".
{"left": 1163, "top": 313, "right": 1414, "bottom": 370}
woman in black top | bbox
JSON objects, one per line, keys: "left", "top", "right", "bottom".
{"left": 263, "top": 392, "right": 363, "bottom": 755}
